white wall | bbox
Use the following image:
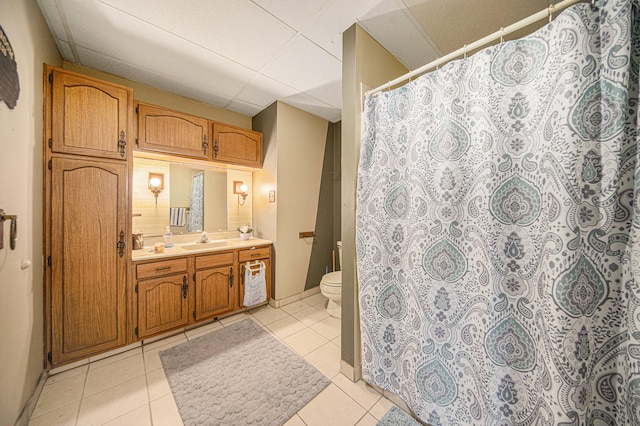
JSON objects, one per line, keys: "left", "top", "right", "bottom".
{"left": 0, "top": 0, "right": 61, "bottom": 423}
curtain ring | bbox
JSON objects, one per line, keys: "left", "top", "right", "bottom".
{"left": 500, "top": 27, "right": 505, "bottom": 45}
{"left": 463, "top": 44, "right": 468, "bottom": 59}
{"left": 548, "top": 0, "right": 555, "bottom": 23}
{"left": 436, "top": 57, "right": 440, "bottom": 70}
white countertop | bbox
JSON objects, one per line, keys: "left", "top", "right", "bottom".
{"left": 132, "top": 237, "right": 272, "bottom": 261}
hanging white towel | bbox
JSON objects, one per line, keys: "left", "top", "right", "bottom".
{"left": 244, "top": 261, "right": 266, "bottom": 307}
{"left": 169, "top": 207, "right": 187, "bottom": 226}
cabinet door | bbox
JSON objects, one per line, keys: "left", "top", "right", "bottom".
{"left": 212, "top": 123, "right": 262, "bottom": 167}
{"left": 195, "top": 266, "right": 234, "bottom": 320}
{"left": 50, "top": 157, "right": 127, "bottom": 365}
{"left": 137, "top": 274, "right": 190, "bottom": 338}
{"left": 51, "top": 68, "right": 131, "bottom": 160}
{"left": 137, "top": 102, "right": 210, "bottom": 159}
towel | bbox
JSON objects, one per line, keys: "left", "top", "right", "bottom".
{"left": 244, "top": 262, "right": 267, "bottom": 307}
{"left": 169, "top": 207, "right": 187, "bottom": 227}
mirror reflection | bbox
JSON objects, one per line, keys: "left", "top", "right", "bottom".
{"left": 132, "top": 157, "right": 253, "bottom": 237}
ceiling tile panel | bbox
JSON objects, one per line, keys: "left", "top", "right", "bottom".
{"left": 302, "top": 0, "right": 382, "bottom": 60}
{"left": 99, "top": 0, "right": 296, "bottom": 70}
{"left": 251, "top": 0, "right": 330, "bottom": 31}
{"left": 359, "top": 0, "right": 439, "bottom": 69}
{"left": 35, "top": 0, "right": 69, "bottom": 42}
{"left": 262, "top": 35, "right": 341, "bottom": 102}
{"left": 234, "top": 74, "right": 298, "bottom": 109}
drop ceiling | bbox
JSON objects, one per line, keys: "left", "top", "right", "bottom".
{"left": 36, "top": 0, "right": 556, "bottom": 123}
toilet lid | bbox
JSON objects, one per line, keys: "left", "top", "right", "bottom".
{"left": 323, "top": 271, "right": 341, "bottom": 286}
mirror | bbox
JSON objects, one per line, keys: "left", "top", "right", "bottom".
{"left": 133, "top": 157, "right": 253, "bottom": 236}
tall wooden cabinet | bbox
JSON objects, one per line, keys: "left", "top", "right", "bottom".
{"left": 44, "top": 65, "right": 133, "bottom": 367}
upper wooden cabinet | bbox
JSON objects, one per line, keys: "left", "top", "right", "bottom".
{"left": 136, "top": 102, "right": 210, "bottom": 160}
{"left": 212, "top": 122, "right": 263, "bottom": 168}
{"left": 49, "top": 67, "right": 133, "bottom": 160}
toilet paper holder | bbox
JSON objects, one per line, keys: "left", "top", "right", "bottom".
{"left": 0, "top": 209, "right": 17, "bottom": 250}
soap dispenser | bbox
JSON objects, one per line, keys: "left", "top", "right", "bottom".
{"left": 164, "top": 226, "right": 174, "bottom": 248}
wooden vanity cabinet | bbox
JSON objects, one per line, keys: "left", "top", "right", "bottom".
{"left": 49, "top": 67, "right": 132, "bottom": 160}
{"left": 211, "top": 122, "right": 263, "bottom": 168}
{"left": 239, "top": 246, "right": 272, "bottom": 307}
{"left": 136, "top": 102, "right": 210, "bottom": 159}
{"left": 135, "top": 258, "right": 190, "bottom": 339}
{"left": 194, "top": 252, "right": 237, "bottom": 320}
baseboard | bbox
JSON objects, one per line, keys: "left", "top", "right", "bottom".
{"left": 270, "top": 287, "right": 322, "bottom": 308}
{"left": 14, "top": 370, "right": 48, "bottom": 426}
{"left": 339, "top": 360, "right": 362, "bottom": 382}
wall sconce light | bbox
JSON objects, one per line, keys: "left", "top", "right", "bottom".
{"left": 234, "top": 181, "right": 249, "bottom": 206}
{"left": 148, "top": 173, "right": 164, "bottom": 205}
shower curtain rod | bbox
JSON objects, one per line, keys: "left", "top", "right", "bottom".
{"left": 366, "top": 0, "right": 587, "bottom": 97}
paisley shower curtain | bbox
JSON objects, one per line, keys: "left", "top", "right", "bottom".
{"left": 356, "top": 0, "right": 640, "bottom": 424}
{"left": 188, "top": 171, "right": 204, "bottom": 232}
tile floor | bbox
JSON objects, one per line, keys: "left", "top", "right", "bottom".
{"left": 28, "top": 293, "right": 402, "bottom": 426}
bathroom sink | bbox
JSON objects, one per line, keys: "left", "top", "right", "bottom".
{"left": 180, "top": 240, "right": 228, "bottom": 250}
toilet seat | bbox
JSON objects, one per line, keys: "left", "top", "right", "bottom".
{"left": 321, "top": 271, "right": 341, "bottom": 287}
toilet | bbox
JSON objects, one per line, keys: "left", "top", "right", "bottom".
{"left": 320, "top": 241, "right": 342, "bottom": 318}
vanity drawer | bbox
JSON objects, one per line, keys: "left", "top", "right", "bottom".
{"left": 137, "top": 258, "right": 188, "bottom": 279}
{"left": 239, "top": 246, "right": 270, "bottom": 262}
{"left": 195, "top": 252, "right": 234, "bottom": 270}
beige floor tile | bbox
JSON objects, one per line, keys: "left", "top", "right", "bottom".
{"left": 89, "top": 346, "right": 142, "bottom": 371}
{"left": 283, "top": 413, "right": 306, "bottom": 426}
{"left": 250, "top": 304, "right": 291, "bottom": 325}
{"left": 302, "top": 293, "right": 328, "bottom": 307}
{"left": 267, "top": 315, "right": 307, "bottom": 339}
{"left": 103, "top": 405, "right": 151, "bottom": 426}
{"left": 28, "top": 401, "right": 79, "bottom": 426}
{"left": 45, "top": 364, "right": 88, "bottom": 385}
{"left": 150, "top": 393, "right": 183, "bottom": 426}
{"left": 356, "top": 413, "right": 379, "bottom": 426}
{"left": 368, "top": 396, "right": 397, "bottom": 420}
{"left": 142, "top": 333, "right": 187, "bottom": 352}
{"left": 147, "top": 368, "right": 172, "bottom": 402}
{"left": 77, "top": 376, "right": 149, "bottom": 425}
{"left": 332, "top": 335, "right": 342, "bottom": 349}
{"left": 332, "top": 375, "right": 381, "bottom": 411}
{"left": 84, "top": 353, "right": 145, "bottom": 397}
{"left": 280, "top": 300, "right": 310, "bottom": 315}
{"left": 31, "top": 373, "right": 85, "bottom": 418}
{"left": 185, "top": 320, "right": 223, "bottom": 340}
{"left": 283, "top": 328, "right": 328, "bottom": 356}
{"left": 298, "top": 383, "right": 366, "bottom": 426}
{"left": 310, "top": 315, "right": 341, "bottom": 340}
{"left": 292, "top": 306, "right": 329, "bottom": 326}
{"left": 218, "top": 311, "right": 251, "bottom": 326}
{"left": 304, "top": 342, "right": 341, "bottom": 379}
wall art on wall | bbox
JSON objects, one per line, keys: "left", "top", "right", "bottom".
{"left": 0, "top": 24, "right": 20, "bottom": 109}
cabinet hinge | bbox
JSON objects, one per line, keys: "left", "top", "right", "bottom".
{"left": 48, "top": 138, "right": 52, "bottom": 148}
{"left": 48, "top": 159, "right": 52, "bottom": 170}
{"left": 135, "top": 326, "right": 138, "bottom": 337}
{"left": 135, "top": 138, "right": 139, "bottom": 146}
{"left": 135, "top": 284, "right": 138, "bottom": 293}
{"left": 47, "top": 256, "right": 51, "bottom": 267}
{"left": 47, "top": 351, "right": 52, "bottom": 363}
{"left": 48, "top": 73, "right": 53, "bottom": 83}
{"left": 193, "top": 273, "right": 196, "bottom": 283}
{"left": 202, "top": 135, "right": 208, "bottom": 156}
{"left": 135, "top": 105, "right": 139, "bottom": 114}
{"left": 193, "top": 311, "right": 196, "bottom": 320}
{"left": 229, "top": 266, "right": 234, "bottom": 288}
